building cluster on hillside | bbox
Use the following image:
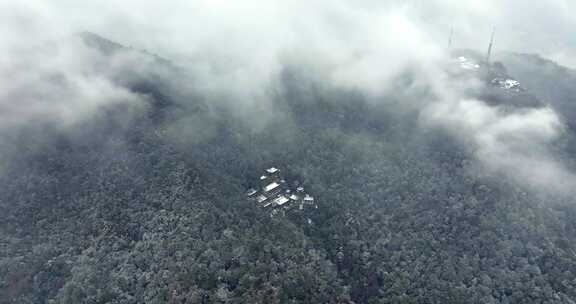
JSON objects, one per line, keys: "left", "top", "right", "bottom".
{"left": 246, "top": 167, "right": 317, "bottom": 215}
{"left": 453, "top": 55, "right": 525, "bottom": 93}
{"left": 457, "top": 56, "right": 481, "bottom": 71}
{"left": 490, "top": 77, "right": 523, "bottom": 92}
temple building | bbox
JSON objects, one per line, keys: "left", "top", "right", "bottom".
{"left": 246, "top": 167, "right": 317, "bottom": 214}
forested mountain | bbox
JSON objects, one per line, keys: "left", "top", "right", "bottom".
{"left": 1, "top": 34, "right": 576, "bottom": 304}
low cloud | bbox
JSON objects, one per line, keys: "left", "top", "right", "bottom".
{"left": 0, "top": 40, "right": 144, "bottom": 130}
{"left": 1, "top": 0, "right": 575, "bottom": 194}
{"left": 423, "top": 97, "right": 575, "bottom": 194}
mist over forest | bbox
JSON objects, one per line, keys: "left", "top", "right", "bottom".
{"left": 2, "top": 1, "right": 576, "bottom": 303}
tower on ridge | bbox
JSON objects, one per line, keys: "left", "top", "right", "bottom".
{"left": 486, "top": 27, "right": 496, "bottom": 64}
{"left": 448, "top": 25, "right": 454, "bottom": 49}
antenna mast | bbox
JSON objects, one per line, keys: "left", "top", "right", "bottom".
{"left": 486, "top": 27, "right": 496, "bottom": 64}
{"left": 448, "top": 26, "right": 454, "bottom": 49}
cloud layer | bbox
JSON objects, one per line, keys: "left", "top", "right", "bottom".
{"left": 1, "top": 0, "right": 575, "bottom": 194}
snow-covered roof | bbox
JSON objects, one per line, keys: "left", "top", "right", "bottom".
{"left": 492, "top": 78, "right": 521, "bottom": 91}
{"left": 296, "top": 187, "right": 304, "bottom": 192}
{"left": 260, "top": 175, "right": 267, "bottom": 180}
{"left": 274, "top": 196, "right": 290, "bottom": 206}
{"left": 304, "top": 194, "right": 314, "bottom": 202}
{"left": 257, "top": 195, "right": 268, "bottom": 203}
{"left": 246, "top": 188, "right": 257, "bottom": 196}
{"left": 458, "top": 56, "right": 480, "bottom": 70}
{"left": 266, "top": 167, "right": 279, "bottom": 174}
{"left": 289, "top": 194, "right": 299, "bottom": 201}
{"left": 264, "top": 182, "right": 280, "bottom": 192}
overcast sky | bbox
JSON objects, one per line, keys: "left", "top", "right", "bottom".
{"left": 1, "top": 0, "right": 575, "bottom": 65}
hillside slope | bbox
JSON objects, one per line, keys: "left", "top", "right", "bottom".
{"left": 1, "top": 35, "right": 576, "bottom": 304}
